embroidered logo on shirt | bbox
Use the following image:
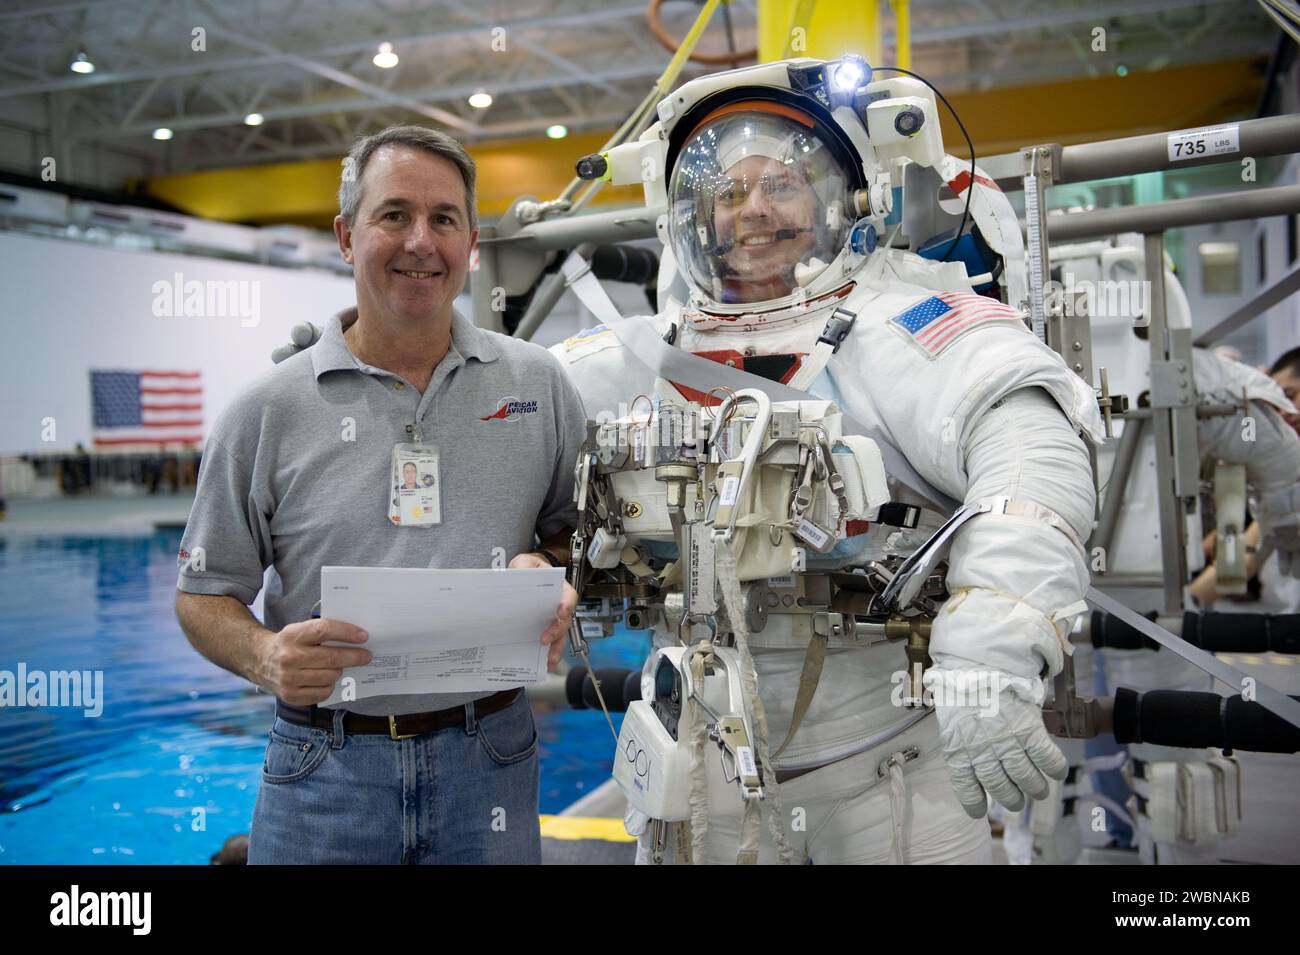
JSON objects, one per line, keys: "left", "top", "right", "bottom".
{"left": 889, "top": 292, "right": 1025, "bottom": 357}
{"left": 481, "top": 396, "right": 540, "bottom": 422}
{"left": 563, "top": 325, "right": 609, "bottom": 348}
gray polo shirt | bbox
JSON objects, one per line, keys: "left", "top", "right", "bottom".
{"left": 177, "top": 307, "right": 587, "bottom": 715}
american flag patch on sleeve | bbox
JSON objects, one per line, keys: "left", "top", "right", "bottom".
{"left": 888, "top": 292, "right": 1026, "bottom": 357}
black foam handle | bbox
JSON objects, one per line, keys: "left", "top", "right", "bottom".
{"left": 1183, "top": 610, "right": 1300, "bottom": 655}
{"left": 564, "top": 666, "right": 642, "bottom": 713}
{"left": 1091, "top": 609, "right": 1300, "bottom": 655}
{"left": 1112, "top": 686, "right": 1300, "bottom": 753}
{"left": 590, "top": 245, "right": 660, "bottom": 286}
{"left": 1090, "top": 609, "right": 1159, "bottom": 651}
{"left": 565, "top": 666, "right": 589, "bottom": 709}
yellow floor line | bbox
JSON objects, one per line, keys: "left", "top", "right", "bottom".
{"left": 539, "top": 814, "right": 636, "bottom": 843}
{"left": 1220, "top": 653, "right": 1293, "bottom": 667}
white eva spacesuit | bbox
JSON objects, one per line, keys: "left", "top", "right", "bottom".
{"left": 551, "top": 57, "right": 1106, "bottom": 864}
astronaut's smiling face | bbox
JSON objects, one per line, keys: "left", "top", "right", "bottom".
{"left": 712, "top": 155, "right": 817, "bottom": 303}
{"left": 669, "top": 109, "right": 857, "bottom": 311}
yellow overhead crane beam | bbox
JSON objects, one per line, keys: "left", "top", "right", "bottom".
{"left": 754, "top": 0, "right": 907, "bottom": 67}
{"left": 141, "top": 57, "right": 1264, "bottom": 229}
{"left": 758, "top": 0, "right": 880, "bottom": 64}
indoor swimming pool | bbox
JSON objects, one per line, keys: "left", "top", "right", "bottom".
{"left": 0, "top": 530, "right": 647, "bottom": 864}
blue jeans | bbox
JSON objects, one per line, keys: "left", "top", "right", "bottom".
{"left": 248, "top": 692, "right": 541, "bottom": 864}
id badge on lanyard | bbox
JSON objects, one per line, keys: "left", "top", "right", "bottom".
{"left": 389, "top": 442, "right": 441, "bottom": 527}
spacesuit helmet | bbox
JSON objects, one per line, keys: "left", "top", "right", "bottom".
{"left": 667, "top": 101, "right": 859, "bottom": 309}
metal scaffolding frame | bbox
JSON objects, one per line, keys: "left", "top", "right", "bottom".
{"left": 0, "top": 0, "right": 1277, "bottom": 178}
{"left": 1004, "top": 114, "right": 1300, "bottom": 612}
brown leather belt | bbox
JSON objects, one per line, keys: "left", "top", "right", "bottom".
{"left": 276, "top": 688, "right": 522, "bottom": 740}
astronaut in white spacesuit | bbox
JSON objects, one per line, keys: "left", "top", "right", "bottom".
{"left": 545, "top": 59, "right": 1113, "bottom": 864}
{"left": 277, "top": 57, "right": 1107, "bottom": 864}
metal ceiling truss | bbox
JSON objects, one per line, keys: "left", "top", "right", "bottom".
{"left": 0, "top": 0, "right": 1279, "bottom": 177}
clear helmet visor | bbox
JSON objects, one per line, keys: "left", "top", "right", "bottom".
{"left": 668, "top": 107, "right": 854, "bottom": 307}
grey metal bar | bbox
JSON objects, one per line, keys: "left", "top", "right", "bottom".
{"left": 1060, "top": 114, "right": 1300, "bottom": 184}
{"left": 1168, "top": 328, "right": 1201, "bottom": 499}
{"left": 1145, "top": 233, "right": 1190, "bottom": 615}
{"left": 1091, "top": 416, "right": 1144, "bottom": 558}
{"left": 1054, "top": 261, "right": 1096, "bottom": 386}
{"left": 513, "top": 242, "right": 596, "bottom": 342}
{"left": 513, "top": 270, "right": 570, "bottom": 342}
{"left": 1041, "top": 185, "right": 1300, "bottom": 243}
{"left": 1073, "top": 611, "right": 1187, "bottom": 643}
{"left": 471, "top": 222, "right": 506, "bottom": 332}
{"left": 1194, "top": 259, "right": 1300, "bottom": 347}
{"left": 980, "top": 148, "right": 1053, "bottom": 190}
{"left": 981, "top": 115, "right": 1300, "bottom": 190}
{"left": 1090, "top": 575, "right": 1171, "bottom": 588}
{"left": 481, "top": 207, "right": 657, "bottom": 251}
{"left": 1116, "top": 403, "right": 1242, "bottom": 420}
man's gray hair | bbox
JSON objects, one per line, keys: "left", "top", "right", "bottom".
{"left": 338, "top": 125, "right": 477, "bottom": 230}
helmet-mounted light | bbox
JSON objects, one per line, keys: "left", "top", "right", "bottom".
{"left": 787, "top": 54, "right": 872, "bottom": 109}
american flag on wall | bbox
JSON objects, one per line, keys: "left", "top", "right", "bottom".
{"left": 90, "top": 370, "right": 204, "bottom": 449}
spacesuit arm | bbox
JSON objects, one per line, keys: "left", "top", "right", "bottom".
{"left": 840, "top": 305, "right": 1101, "bottom": 678}
{"left": 928, "top": 386, "right": 1097, "bottom": 681}
{"left": 922, "top": 386, "right": 1096, "bottom": 816}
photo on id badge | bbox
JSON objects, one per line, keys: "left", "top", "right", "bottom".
{"left": 390, "top": 444, "right": 441, "bottom": 526}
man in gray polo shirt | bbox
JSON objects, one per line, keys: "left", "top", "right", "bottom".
{"left": 175, "top": 125, "right": 587, "bottom": 864}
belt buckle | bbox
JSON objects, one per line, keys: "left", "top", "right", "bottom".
{"left": 388, "top": 715, "right": 419, "bottom": 741}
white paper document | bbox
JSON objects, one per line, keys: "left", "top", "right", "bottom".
{"left": 318, "top": 565, "right": 564, "bottom": 704}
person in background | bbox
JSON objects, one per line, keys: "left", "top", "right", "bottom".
{"left": 1189, "top": 345, "right": 1300, "bottom": 612}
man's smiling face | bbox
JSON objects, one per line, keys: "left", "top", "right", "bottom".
{"left": 335, "top": 144, "right": 477, "bottom": 327}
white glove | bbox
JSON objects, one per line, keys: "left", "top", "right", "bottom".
{"left": 931, "top": 666, "right": 1068, "bottom": 818}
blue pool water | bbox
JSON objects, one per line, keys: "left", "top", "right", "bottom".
{"left": 0, "top": 531, "right": 649, "bottom": 864}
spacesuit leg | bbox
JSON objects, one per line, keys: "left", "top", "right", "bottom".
{"left": 631, "top": 802, "right": 806, "bottom": 865}
{"left": 801, "top": 716, "right": 993, "bottom": 865}
{"left": 1003, "top": 736, "right": 1087, "bottom": 865}
{"left": 633, "top": 714, "right": 991, "bottom": 864}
